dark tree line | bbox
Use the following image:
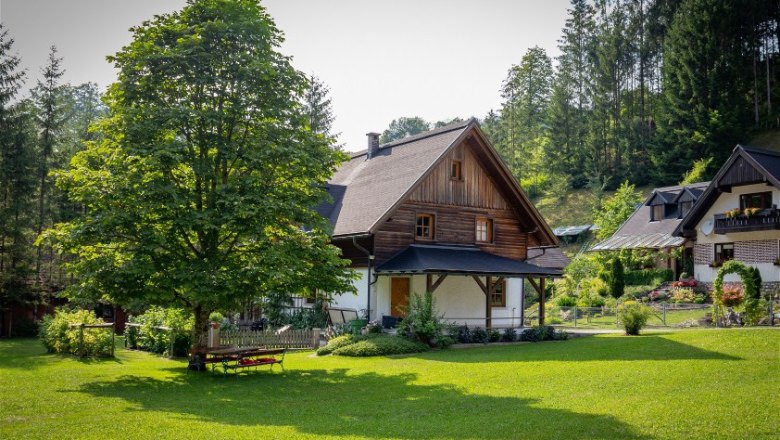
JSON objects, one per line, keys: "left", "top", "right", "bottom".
{"left": 0, "top": 25, "right": 107, "bottom": 334}
{"left": 484, "top": 0, "right": 780, "bottom": 198}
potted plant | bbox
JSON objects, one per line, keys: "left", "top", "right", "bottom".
{"left": 720, "top": 286, "right": 744, "bottom": 307}
{"left": 744, "top": 207, "right": 761, "bottom": 217}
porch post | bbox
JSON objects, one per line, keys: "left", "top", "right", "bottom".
{"left": 538, "top": 277, "right": 546, "bottom": 326}
{"left": 486, "top": 276, "right": 493, "bottom": 329}
{"left": 519, "top": 277, "right": 525, "bottom": 327}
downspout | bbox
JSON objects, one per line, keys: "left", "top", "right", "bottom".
{"left": 352, "top": 236, "right": 374, "bottom": 320}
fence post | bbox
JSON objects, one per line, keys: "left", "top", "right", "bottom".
{"left": 573, "top": 306, "right": 577, "bottom": 327}
{"left": 169, "top": 328, "right": 175, "bottom": 358}
{"left": 312, "top": 328, "right": 320, "bottom": 349}
{"left": 77, "top": 323, "right": 84, "bottom": 357}
{"left": 770, "top": 301, "right": 775, "bottom": 326}
{"left": 111, "top": 323, "right": 115, "bottom": 357}
{"left": 662, "top": 303, "right": 667, "bottom": 326}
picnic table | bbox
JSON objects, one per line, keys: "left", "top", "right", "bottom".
{"left": 189, "top": 346, "right": 285, "bottom": 377}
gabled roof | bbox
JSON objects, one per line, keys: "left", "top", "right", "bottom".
{"left": 375, "top": 244, "right": 562, "bottom": 277}
{"left": 591, "top": 181, "right": 709, "bottom": 251}
{"left": 553, "top": 225, "right": 594, "bottom": 237}
{"left": 675, "top": 145, "right": 780, "bottom": 238}
{"left": 527, "top": 247, "right": 571, "bottom": 270}
{"left": 319, "top": 119, "right": 557, "bottom": 246}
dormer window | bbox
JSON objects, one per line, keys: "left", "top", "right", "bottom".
{"left": 679, "top": 200, "right": 693, "bottom": 218}
{"left": 651, "top": 205, "right": 664, "bottom": 222}
{"left": 450, "top": 160, "right": 462, "bottom": 180}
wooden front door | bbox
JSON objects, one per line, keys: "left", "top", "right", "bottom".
{"left": 390, "top": 277, "right": 410, "bottom": 317}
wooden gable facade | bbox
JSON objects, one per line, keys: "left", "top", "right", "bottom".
{"left": 367, "top": 129, "right": 547, "bottom": 266}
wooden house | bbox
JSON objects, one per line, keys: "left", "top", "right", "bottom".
{"left": 317, "top": 119, "right": 566, "bottom": 328}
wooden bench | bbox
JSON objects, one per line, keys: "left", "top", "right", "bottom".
{"left": 221, "top": 348, "right": 286, "bottom": 378}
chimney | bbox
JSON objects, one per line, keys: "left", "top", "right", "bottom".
{"left": 366, "top": 132, "right": 380, "bottom": 159}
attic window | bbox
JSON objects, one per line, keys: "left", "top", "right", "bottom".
{"left": 450, "top": 160, "right": 462, "bottom": 180}
{"left": 415, "top": 213, "right": 435, "bottom": 240}
{"left": 476, "top": 217, "right": 493, "bottom": 243}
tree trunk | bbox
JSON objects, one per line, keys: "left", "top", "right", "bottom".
{"left": 192, "top": 304, "right": 210, "bottom": 349}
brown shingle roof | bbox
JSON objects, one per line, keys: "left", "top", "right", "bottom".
{"left": 526, "top": 247, "right": 570, "bottom": 270}
{"left": 319, "top": 120, "right": 471, "bottom": 237}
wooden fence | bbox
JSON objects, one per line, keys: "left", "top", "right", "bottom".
{"left": 220, "top": 328, "right": 320, "bottom": 349}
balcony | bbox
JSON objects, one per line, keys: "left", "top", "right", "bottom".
{"left": 713, "top": 208, "right": 780, "bottom": 234}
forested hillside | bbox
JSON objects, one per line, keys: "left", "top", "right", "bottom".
{"left": 482, "top": 0, "right": 779, "bottom": 202}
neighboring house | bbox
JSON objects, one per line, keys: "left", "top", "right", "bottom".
{"left": 674, "top": 145, "right": 780, "bottom": 286}
{"left": 317, "top": 119, "right": 565, "bottom": 328}
{"left": 591, "top": 181, "right": 710, "bottom": 279}
{"left": 553, "top": 224, "right": 598, "bottom": 246}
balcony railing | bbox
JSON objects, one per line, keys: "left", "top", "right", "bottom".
{"left": 713, "top": 208, "right": 780, "bottom": 234}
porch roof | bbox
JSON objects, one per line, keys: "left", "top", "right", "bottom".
{"left": 374, "top": 244, "right": 562, "bottom": 277}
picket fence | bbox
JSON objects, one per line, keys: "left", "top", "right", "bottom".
{"left": 220, "top": 328, "right": 320, "bottom": 349}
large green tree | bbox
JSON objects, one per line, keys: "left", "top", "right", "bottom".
{"left": 380, "top": 116, "right": 430, "bottom": 143}
{"left": 302, "top": 74, "right": 335, "bottom": 137}
{"left": 45, "top": 0, "right": 356, "bottom": 346}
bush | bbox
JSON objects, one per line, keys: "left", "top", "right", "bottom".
{"left": 129, "top": 307, "right": 193, "bottom": 356}
{"left": 623, "top": 269, "right": 673, "bottom": 286}
{"left": 624, "top": 285, "right": 654, "bottom": 299}
{"left": 397, "top": 292, "right": 447, "bottom": 347}
{"left": 39, "top": 309, "right": 113, "bottom": 356}
{"left": 501, "top": 328, "right": 517, "bottom": 342}
{"left": 577, "top": 290, "right": 606, "bottom": 308}
{"left": 470, "top": 327, "right": 488, "bottom": 344}
{"left": 519, "top": 326, "right": 566, "bottom": 342}
{"left": 554, "top": 294, "right": 577, "bottom": 307}
{"left": 618, "top": 302, "right": 652, "bottom": 336}
{"left": 331, "top": 335, "right": 428, "bottom": 357}
{"left": 488, "top": 329, "right": 501, "bottom": 342}
{"left": 671, "top": 287, "right": 696, "bottom": 303}
{"left": 455, "top": 325, "right": 472, "bottom": 343}
{"left": 316, "top": 334, "right": 362, "bottom": 356}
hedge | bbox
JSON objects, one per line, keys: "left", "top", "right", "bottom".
{"left": 623, "top": 268, "right": 673, "bottom": 286}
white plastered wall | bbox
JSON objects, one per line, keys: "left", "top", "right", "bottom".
{"left": 693, "top": 183, "right": 780, "bottom": 283}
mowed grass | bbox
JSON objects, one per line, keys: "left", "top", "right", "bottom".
{"left": 1, "top": 330, "right": 778, "bottom": 439}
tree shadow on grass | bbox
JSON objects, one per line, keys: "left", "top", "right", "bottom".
{"left": 416, "top": 335, "right": 741, "bottom": 364}
{"left": 74, "top": 368, "right": 651, "bottom": 439}
{"left": 0, "top": 338, "right": 122, "bottom": 370}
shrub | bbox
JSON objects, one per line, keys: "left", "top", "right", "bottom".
{"left": 39, "top": 309, "right": 113, "bottom": 356}
{"left": 366, "top": 320, "right": 384, "bottom": 334}
{"left": 129, "top": 307, "right": 193, "bottom": 356}
{"left": 519, "top": 326, "right": 565, "bottom": 342}
{"left": 397, "top": 292, "right": 447, "bottom": 347}
{"left": 470, "top": 327, "right": 488, "bottom": 344}
{"left": 555, "top": 294, "right": 577, "bottom": 307}
{"left": 455, "top": 325, "right": 472, "bottom": 343}
{"left": 331, "top": 335, "right": 428, "bottom": 357}
{"left": 289, "top": 298, "right": 329, "bottom": 330}
{"left": 501, "top": 328, "right": 517, "bottom": 342}
{"left": 317, "top": 334, "right": 362, "bottom": 356}
{"left": 577, "top": 290, "right": 606, "bottom": 308}
{"left": 671, "top": 287, "right": 696, "bottom": 303}
{"left": 520, "top": 327, "right": 543, "bottom": 342}
{"left": 488, "top": 329, "right": 501, "bottom": 342}
{"left": 623, "top": 269, "right": 673, "bottom": 286}
{"left": 618, "top": 302, "right": 652, "bottom": 336}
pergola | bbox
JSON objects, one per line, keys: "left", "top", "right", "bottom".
{"left": 375, "top": 244, "right": 562, "bottom": 327}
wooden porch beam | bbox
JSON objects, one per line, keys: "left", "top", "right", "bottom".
{"left": 539, "top": 277, "right": 546, "bottom": 326}
{"left": 426, "top": 274, "right": 448, "bottom": 293}
{"left": 486, "top": 276, "right": 493, "bottom": 329}
{"left": 471, "top": 275, "right": 488, "bottom": 294}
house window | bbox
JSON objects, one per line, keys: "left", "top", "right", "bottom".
{"left": 475, "top": 217, "right": 493, "bottom": 243}
{"left": 714, "top": 243, "right": 735, "bottom": 264}
{"left": 740, "top": 192, "right": 772, "bottom": 210}
{"left": 415, "top": 213, "right": 435, "bottom": 240}
{"left": 651, "top": 204, "right": 664, "bottom": 221}
{"left": 450, "top": 160, "right": 462, "bottom": 180}
{"left": 491, "top": 280, "right": 506, "bottom": 307}
{"left": 679, "top": 201, "right": 693, "bottom": 218}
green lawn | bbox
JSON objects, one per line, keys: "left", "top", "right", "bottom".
{"left": 1, "top": 329, "right": 778, "bottom": 439}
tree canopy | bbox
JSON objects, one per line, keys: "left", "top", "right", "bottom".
{"left": 44, "top": 0, "right": 356, "bottom": 345}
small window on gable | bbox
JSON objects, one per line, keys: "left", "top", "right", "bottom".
{"left": 450, "top": 160, "right": 462, "bottom": 180}
{"left": 651, "top": 204, "right": 664, "bottom": 222}
{"left": 415, "top": 213, "right": 435, "bottom": 240}
{"left": 491, "top": 280, "right": 506, "bottom": 307}
{"left": 476, "top": 217, "right": 493, "bottom": 243}
{"left": 740, "top": 192, "right": 772, "bottom": 210}
{"left": 715, "top": 243, "right": 734, "bottom": 264}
